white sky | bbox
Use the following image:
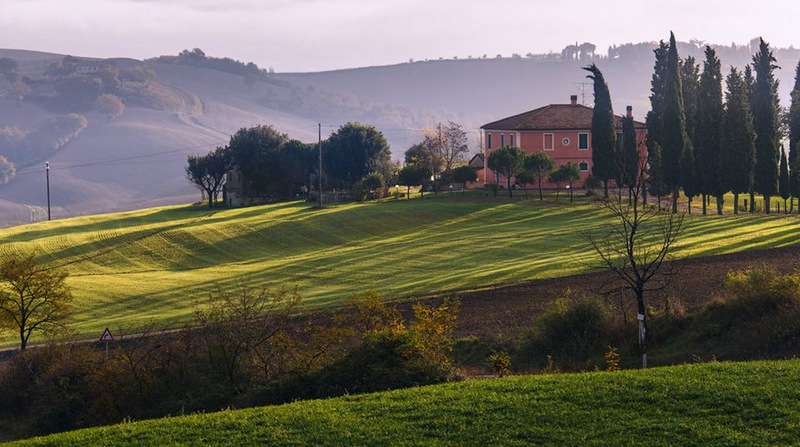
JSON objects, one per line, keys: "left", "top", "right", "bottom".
{"left": 1, "top": 0, "right": 798, "bottom": 72}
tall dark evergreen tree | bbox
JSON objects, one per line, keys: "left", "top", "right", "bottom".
{"left": 744, "top": 65, "right": 756, "bottom": 212}
{"left": 647, "top": 142, "right": 668, "bottom": 210}
{"left": 680, "top": 139, "right": 697, "bottom": 213}
{"left": 680, "top": 56, "right": 700, "bottom": 143}
{"left": 645, "top": 41, "right": 669, "bottom": 208}
{"left": 661, "top": 32, "right": 689, "bottom": 213}
{"left": 780, "top": 147, "right": 790, "bottom": 213}
{"left": 680, "top": 56, "right": 699, "bottom": 214}
{"left": 721, "top": 67, "right": 756, "bottom": 215}
{"left": 694, "top": 46, "right": 725, "bottom": 215}
{"left": 583, "top": 64, "right": 616, "bottom": 199}
{"left": 788, "top": 60, "right": 800, "bottom": 212}
{"left": 751, "top": 38, "right": 781, "bottom": 214}
{"left": 622, "top": 110, "right": 639, "bottom": 194}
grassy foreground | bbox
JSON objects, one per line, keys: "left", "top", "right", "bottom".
{"left": 0, "top": 195, "right": 799, "bottom": 341}
{"left": 7, "top": 360, "right": 800, "bottom": 446}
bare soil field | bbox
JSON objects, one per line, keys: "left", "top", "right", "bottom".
{"left": 433, "top": 244, "right": 800, "bottom": 339}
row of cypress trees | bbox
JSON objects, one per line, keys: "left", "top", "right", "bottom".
{"left": 587, "top": 33, "right": 799, "bottom": 215}
{"left": 646, "top": 33, "right": 797, "bottom": 215}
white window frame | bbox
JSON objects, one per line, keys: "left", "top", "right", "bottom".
{"left": 543, "top": 133, "right": 554, "bottom": 151}
{"left": 578, "top": 133, "right": 589, "bottom": 150}
{"left": 510, "top": 133, "right": 515, "bottom": 147}
{"left": 579, "top": 161, "right": 589, "bottom": 172}
{"left": 500, "top": 133, "right": 505, "bottom": 147}
{"left": 487, "top": 133, "right": 492, "bottom": 150}
{"left": 562, "top": 137, "right": 570, "bottom": 146}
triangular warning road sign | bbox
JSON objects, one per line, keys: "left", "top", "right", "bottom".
{"left": 99, "top": 327, "right": 114, "bottom": 342}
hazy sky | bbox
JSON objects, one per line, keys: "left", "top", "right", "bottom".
{"left": 1, "top": 0, "right": 798, "bottom": 72}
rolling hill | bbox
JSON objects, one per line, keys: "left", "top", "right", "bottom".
{"left": 6, "top": 360, "right": 800, "bottom": 446}
{"left": 0, "top": 195, "right": 798, "bottom": 345}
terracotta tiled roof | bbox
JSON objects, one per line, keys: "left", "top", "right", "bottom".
{"left": 481, "top": 104, "right": 646, "bottom": 131}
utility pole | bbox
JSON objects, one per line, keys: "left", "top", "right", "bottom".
{"left": 317, "top": 123, "right": 322, "bottom": 209}
{"left": 46, "top": 161, "right": 51, "bottom": 221}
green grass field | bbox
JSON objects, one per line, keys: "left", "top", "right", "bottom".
{"left": 7, "top": 360, "right": 800, "bottom": 446}
{"left": 1, "top": 194, "right": 799, "bottom": 343}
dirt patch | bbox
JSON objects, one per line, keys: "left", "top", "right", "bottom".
{"left": 425, "top": 245, "right": 800, "bottom": 340}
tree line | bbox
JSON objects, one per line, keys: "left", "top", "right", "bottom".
{"left": 186, "top": 122, "right": 394, "bottom": 207}
{"left": 188, "top": 121, "right": 483, "bottom": 207}
{"left": 483, "top": 147, "right": 581, "bottom": 201}
{"left": 640, "top": 33, "right": 797, "bottom": 215}
{"left": 576, "top": 33, "right": 800, "bottom": 215}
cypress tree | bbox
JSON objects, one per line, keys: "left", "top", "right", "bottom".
{"left": 694, "top": 46, "right": 725, "bottom": 215}
{"left": 661, "top": 32, "right": 689, "bottom": 213}
{"left": 680, "top": 139, "right": 697, "bottom": 213}
{"left": 646, "top": 41, "right": 669, "bottom": 207}
{"left": 622, "top": 112, "right": 639, "bottom": 193}
{"left": 680, "top": 56, "right": 700, "bottom": 211}
{"left": 744, "top": 65, "right": 756, "bottom": 212}
{"left": 721, "top": 67, "right": 756, "bottom": 215}
{"left": 647, "top": 142, "right": 668, "bottom": 210}
{"left": 780, "top": 147, "right": 790, "bottom": 213}
{"left": 613, "top": 138, "right": 625, "bottom": 201}
{"left": 583, "top": 64, "right": 616, "bottom": 199}
{"left": 751, "top": 38, "right": 781, "bottom": 214}
{"left": 788, "top": 60, "right": 800, "bottom": 212}
{"left": 680, "top": 56, "right": 700, "bottom": 143}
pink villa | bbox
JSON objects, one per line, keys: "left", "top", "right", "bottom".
{"left": 480, "top": 95, "right": 647, "bottom": 188}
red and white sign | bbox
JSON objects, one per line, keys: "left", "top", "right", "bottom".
{"left": 99, "top": 327, "right": 114, "bottom": 342}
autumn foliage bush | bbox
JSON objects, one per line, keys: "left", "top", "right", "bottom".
{"left": 0, "top": 289, "right": 460, "bottom": 441}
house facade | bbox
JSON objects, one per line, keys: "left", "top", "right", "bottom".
{"left": 480, "top": 95, "right": 647, "bottom": 188}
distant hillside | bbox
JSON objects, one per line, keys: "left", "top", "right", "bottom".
{"left": 1, "top": 39, "right": 799, "bottom": 226}
{"left": 279, "top": 41, "right": 800, "bottom": 133}
{"left": 8, "top": 360, "right": 800, "bottom": 446}
{"left": 0, "top": 50, "right": 441, "bottom": 226}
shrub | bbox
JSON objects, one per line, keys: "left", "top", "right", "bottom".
{"left": 487, "top": 350, "right": 511, "bottom": 377}
{"left": 518, "top": 291, "right": 622, "bottom": 369}
{"left": 313, "top": 329, "right": 452, "bottom": 395}
{"left": 584, "top": 174, "right": 602, "bottom": 192}
{"left": 693, "top": 264, "right": 800, "bottom": 358}
{"left": 313, "top": 297, "right": 459, "bottom": 395}
{"left": 361, "top": 172, "right": 386, "bottom": 200}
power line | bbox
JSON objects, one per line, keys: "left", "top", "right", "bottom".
{"left": 13, "top": 142, "right": 222, "bottom": 177}
{"left": 10, "top": 124, "right": 436, "bottom": 178}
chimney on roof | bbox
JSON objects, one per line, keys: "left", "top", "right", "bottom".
{"left": 626, "top": 105, "right": 633, "bottom": 118}
{"left": 570, "top": 95, "right": 578, "bottom": 105}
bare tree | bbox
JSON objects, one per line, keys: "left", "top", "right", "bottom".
{"left": 584, "top": 137, "right": 685, "bottom": 368}
{"left": 0, "top": 254, "right": 73, "bottom": 349}
{"left": 442, "top": 122, "right": 469, "bottom": 173}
